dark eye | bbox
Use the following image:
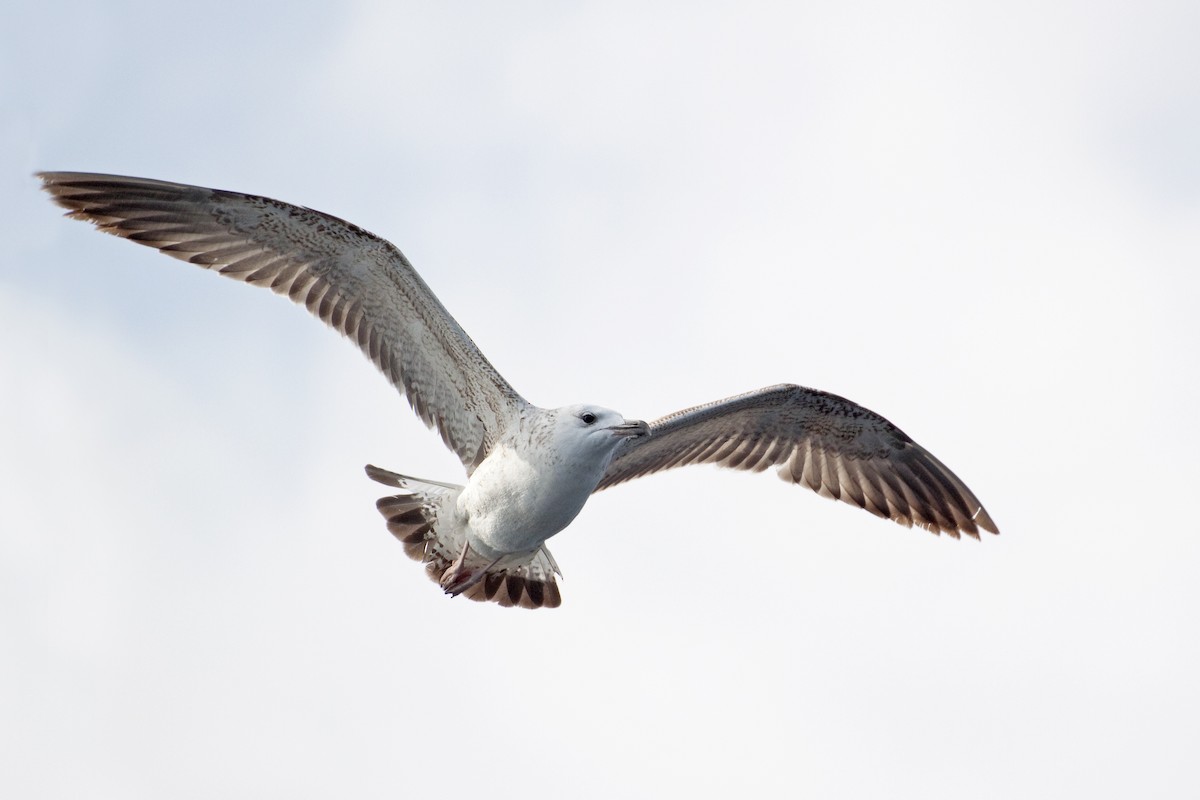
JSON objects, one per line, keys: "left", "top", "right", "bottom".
{"left": 580, "top": 412, "right": 597, "bottom": 425}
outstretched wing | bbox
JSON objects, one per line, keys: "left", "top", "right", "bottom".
{"left": 598, "top": 384, "right": 997, "bottom": 538}
{"left": 39, "top": 172, "right": 526, "bottom": 471}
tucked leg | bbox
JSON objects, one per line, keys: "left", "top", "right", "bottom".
{"left": 438, "top": 540, "right": 500, "bottom": 597}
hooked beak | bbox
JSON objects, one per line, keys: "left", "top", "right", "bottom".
{"left": 610, "top": 419, "right": 650, "bottom": 439}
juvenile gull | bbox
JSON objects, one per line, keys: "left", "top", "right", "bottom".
{"left": 39, "top": 172, "right": 999, "bottom": 609}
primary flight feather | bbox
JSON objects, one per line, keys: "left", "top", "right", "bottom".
{"left": 39, "top": 172, "right": 998, "bottom": 609}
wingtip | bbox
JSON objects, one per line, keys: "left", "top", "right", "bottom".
{"left": 35, "top": 170, "right": 87, "bottom": 188}
{"left": 364, "top": 463, "right": 403, "bottom": 486}
{"left": 973, "top": 506, "right": 1000, "bottom": 536}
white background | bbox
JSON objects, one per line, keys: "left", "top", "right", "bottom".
{"left": 3, "top": 1, "right": 1198, "bottom": 797}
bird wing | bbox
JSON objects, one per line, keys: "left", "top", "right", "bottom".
{"left": 597, "top": 384, "right": 997, "bottom": 538}
{"left": 39, "top": 172, "right": 526, "bottom": 472}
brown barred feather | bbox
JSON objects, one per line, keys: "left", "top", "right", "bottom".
{"left": 599, "top": 384, "right": 997, "bottom": 538}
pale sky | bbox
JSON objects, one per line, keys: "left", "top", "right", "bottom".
{"left": 3, "top": 2, "right": 1198, "bottom": 798}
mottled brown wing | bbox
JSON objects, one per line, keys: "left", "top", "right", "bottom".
{"left": 39, "top": 172, "right": 526, "bottom": 471}
{"left": 597, "top": 384, "right": 998, "bottom": 538}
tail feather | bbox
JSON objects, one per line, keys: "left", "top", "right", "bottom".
{"left": 368, "top": 464, "right": 462, "bottom": 565}
{"left": 365, "top": 464, "right": 563, "bottom": 609}
{"left": 460, "top": 548, "right": 563, "bottom": 609}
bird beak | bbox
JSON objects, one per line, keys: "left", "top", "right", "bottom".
{"left": 610, "top": 420, "right": 650, "bottom": 438}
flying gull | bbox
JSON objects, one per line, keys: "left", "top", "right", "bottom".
{"left": 39, "top": 172, "right": 998, "bottom": 609}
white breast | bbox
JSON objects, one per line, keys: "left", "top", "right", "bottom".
{"left": 457, "top": 440, "right": 609, "bottom": 556}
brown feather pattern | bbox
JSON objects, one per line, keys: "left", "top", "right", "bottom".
{"left": 365, "top": 465, "right": 562, "bottom": 610}
{"left": 598, "top": 384, "right": 997, "bottom": 538}
{"left": 38, "top": 171, "right": 526, "bottom": 473}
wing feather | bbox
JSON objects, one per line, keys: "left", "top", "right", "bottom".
{"left": 39, "top": 171, "right": 526, "bottom": 470}
{"left": 598, "top": 384, "right": 997, "bottom": 538}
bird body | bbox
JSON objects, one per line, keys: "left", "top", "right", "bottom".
{"left": 39, "top": 171, "right": 998, "bottom": 609}
{"left": 458, "top": 406, "right": 647, "bottom": 557}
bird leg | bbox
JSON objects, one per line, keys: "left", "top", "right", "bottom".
{"left": 439, "top": 540, "right": 500, "bottom": 596}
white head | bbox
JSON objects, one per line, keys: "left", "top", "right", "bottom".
{"left": 551, "top": 404, "right": 650, "bottom": 463}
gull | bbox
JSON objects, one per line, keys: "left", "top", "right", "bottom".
{"left": 39, "top": 172, "right": 999, "bottom": 609}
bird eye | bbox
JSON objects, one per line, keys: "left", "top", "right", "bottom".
{"left": 580, "top": 412, "right": 597, "bottom": 425}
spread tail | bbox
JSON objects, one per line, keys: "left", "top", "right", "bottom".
{"left": 365, "top": 464, "right": 563, "bottom": 609}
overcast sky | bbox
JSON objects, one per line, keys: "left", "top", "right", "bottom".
{"left": 3, "top": 1, "right": 1198, "bottom": 798}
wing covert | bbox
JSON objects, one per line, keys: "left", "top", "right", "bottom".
{"left": 39, "top": 172, "right": 526, "bottom": 470}
{"left": 598, "top": 384, "right": 997, "bottom": 538}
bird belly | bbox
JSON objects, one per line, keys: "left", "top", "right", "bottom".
{"left": 457, "top": 449, "right": 600, "bottom": 557}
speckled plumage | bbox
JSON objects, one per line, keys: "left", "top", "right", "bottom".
{"left": 39, "top": 171, "right": 998, "bottom": 610}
